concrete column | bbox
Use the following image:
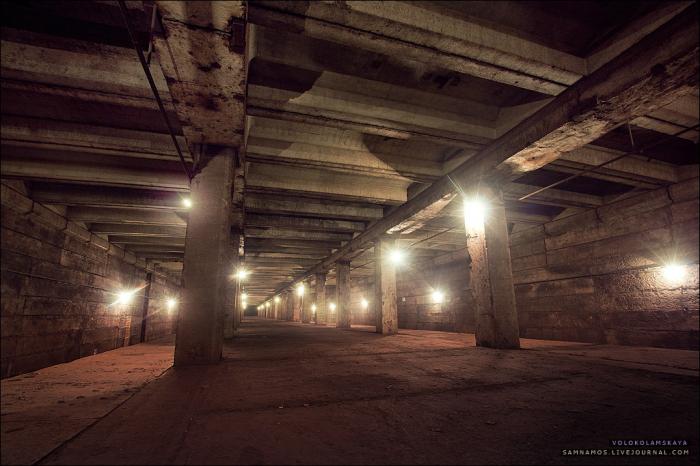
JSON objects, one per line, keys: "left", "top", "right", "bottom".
{"left": 374, "top": 238, "right": 398, "bottom": 335}
{"left": 285, "top": 292, "right": 293, "bottom": 321}
{"left": 465, "top": 186, "right": 520, "bottom": 349}
{"left": 300, "top": 286, "right": 309, "bottom": 323}
{"left": 336, "top": 261, "right": 351, "bottom": 329}
{"left": 224, "top": 230, "right": 241, "bottom": 339}
{"left": 315, "top": 273, "right": 327, "bottom": 325}
{"left": 175, "top": 146, "right": 236, "bottom": 366}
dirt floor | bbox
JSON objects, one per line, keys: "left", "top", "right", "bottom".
{"left": 2, "top": 318, "right": 698, "bottom": 465}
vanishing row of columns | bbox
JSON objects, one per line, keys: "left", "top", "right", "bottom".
{"left": 173, "top": 149, "right": 519, "bottom": 367}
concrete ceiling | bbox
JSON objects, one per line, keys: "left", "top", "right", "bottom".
{"left": 1, "top": 0, "right": 697, "bottom": 301}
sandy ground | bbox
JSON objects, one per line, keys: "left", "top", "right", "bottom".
{"left": 2, "top": 318, "right": 698, "bottom": 465}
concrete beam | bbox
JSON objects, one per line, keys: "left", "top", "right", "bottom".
{"left": 108, "top": 236, "right": 185, "bottom": 246}
{"left": 503, "top": 184, "right": 604, "bottom": 209}
{"left": 246, "top": 136, "right": 442, "bottom": 182}
{"left": 31, "top": 184, "right": 187, "bottom": 210}
{"left": 125, "top": 244, "right": 185, "bottom": 254}
{"left": 0, "top": 151, "right": 189, "bottom": 191}
{"left": 89, "top": 224, "right": 187, "bottom": 237}
{"left": 248, "top": 1, "right": 585, "bottom": 95}
{"left": 245, "top": 238, "right": 342, "bottom": 250}
{"left": 246, "top": 228, "right": 352, "bottom": 242}
{"left": 0, "top": 36, "right": 170, "bottom": 99}
{"left": 248, "top": 80, "right": 497, "bottom": 143}
{"left": 245, "top": 193, "right": 383, "bottom": 221}
{"left": 67, "top": 207, "right": 187, "bottom": 226}
{"left": 246, "top": 106, "right": 484, "bottom": 150}
{"left": 1, "top": 116, "right": 191, "bottom": 166}
{"left": 245, "top": 214, "right": 365, "bottom": 233}
{"left": 247, "top": 162, "right": 410, "bottom": 205}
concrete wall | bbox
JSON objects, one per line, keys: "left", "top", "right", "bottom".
{"left": 394, "top": 177, "right": 699, "bottom": 350}
{"left": 1, "top": 182, "right": 181, "bottom": 378}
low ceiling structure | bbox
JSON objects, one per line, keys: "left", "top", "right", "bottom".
{"left": 1, "top": 0, "right": 698, "bottom": 304}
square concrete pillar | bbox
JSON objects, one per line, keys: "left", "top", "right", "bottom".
{"left": 285, "top": 291, "right": 295, "bottom": 322}
{"left": 374, "top": 238, "right": 398, "bottom": 335}
{"left": 315, "top": 273, "right": 327, "bottom": 325}
{"left": 224, "top": 230, "right": 241, "bottom": 339}
{"left": 465, "top": 186, "right": 520, "bottom": 349}
{"left": 175, "top": 146, "right": 236, "bottom": 366}
{"left": 336, "top": 261, "right": 351, "bottom": 329}
{"left": 300, "top": 286, "right": 310, "bottom": 323}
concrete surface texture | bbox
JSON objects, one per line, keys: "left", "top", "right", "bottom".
{"left": 2, "top": 319, "right": 697, "bottom": 465}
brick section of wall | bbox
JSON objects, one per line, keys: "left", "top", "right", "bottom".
{"left": 1, "top": 182, "right": 181, "bottom": 378}
{"left": 391, "top": 177, "right": 699, "bottom": 350}
{"left": 349, "top": 279, "right": 374, "bottom": 325}
{"left": 397, "top": 260, "right": 475, "bottom": 332}
{"left": 513, "top": 177, "right": 699, "bottom": 349}
{"left": 144, "top": 273, "right": 180, "bottom": 342}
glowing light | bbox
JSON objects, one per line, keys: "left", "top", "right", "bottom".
{"left": 431, "top": 290, "right": 445, "bottom": 304}
{"left": 115, "top": 289, "right": 137, "bottom": 306}
{"left": 166, "top": 298, "right": 177, "bottom": 312}
{"left": 241, "top": 292, "right": 248, "bottom": 300}
{"left": 662, "top": 263, "right": 687, "bottom": 283}
{"left": 388, "top": 248, "right": 406, "bottom": 265}
{"left": 311, "top": 304, "right": 317, "bottom": 313}
{"left": 182, "top": 198, "right": 192, "bottom": 208}
{"left": 463, "top": 197, "right": 486, "bottom": 231}
{"left": 258, "top": 305, "right": 262, "bottom": 311}
{"left": 235, "top": 268, "right": 249, "bottom": 281}
{"left": 329, "top": 302, "right": 336, "bottom": 312}
{"left": 274, "top": 296, "right": 280, "bottom": 303}
{"left": 265, "top": 302, "right": 270, "bottom": 308}
{"left": 242, "top": 300, "right": 247, "bottom": 308}
{"left": 361, "top": 298, "right": 368, "bottom": 309}
{"left": 297, "top": 284, "right": 305, "bottom": 296}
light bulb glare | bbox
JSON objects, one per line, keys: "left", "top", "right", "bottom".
{"left": 166, "top": 298, "right": 177, "bottom": 312}
{"left": 182, "top": 198, "right": 192, "bottom": 208}
{"left": 116, "top": 289, "right": 136, "bottom": 306}
{"left": 431, "top": 290, "right": 445, "bottom": 304}
{"left": 388, "top": 248, "right": 406, "bottom": 265}
{"left": 329, "top": 302, "right": 336, "bottom": 312}
{"left": 464, "top": 197, "right": 486, "bottom": 230}
{"left": 361, "top": 298, "right": 368, "bottom": 309}
{"left": 662, "top": 263, "right": 687, "bottom": 283}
